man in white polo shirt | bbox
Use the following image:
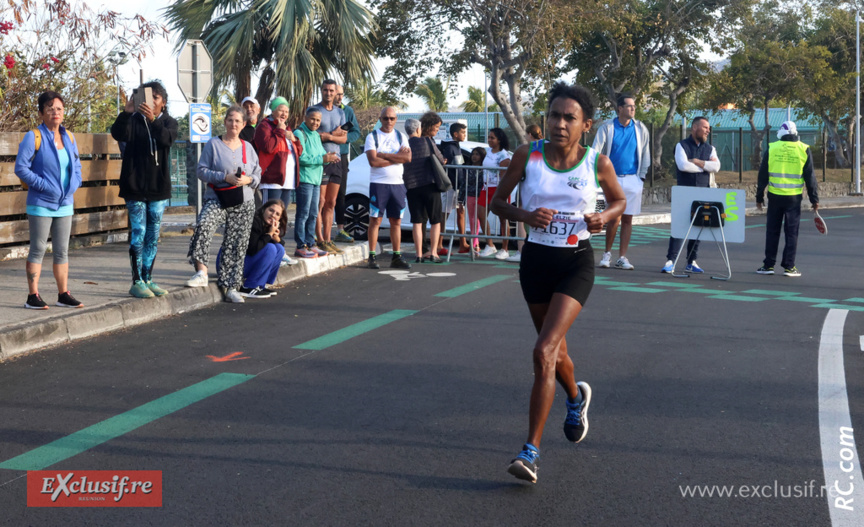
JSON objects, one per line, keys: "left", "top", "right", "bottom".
{"left": 364, "top": 106, "right": 412, "bottom": 270}
{"left": 592, "top": 94, "right": 650, "bottom": 270}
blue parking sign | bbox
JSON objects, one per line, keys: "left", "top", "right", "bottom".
{"left": 190, "top": 103, "right": 212, "bottom": 143}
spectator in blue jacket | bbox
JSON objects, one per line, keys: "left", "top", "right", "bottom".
{"left": 15, "top": 91, "right": 84, "bottom": 310}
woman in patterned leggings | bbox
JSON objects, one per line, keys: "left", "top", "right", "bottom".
{"left": 186, "top": 107, "right": 262, "bottom": 303}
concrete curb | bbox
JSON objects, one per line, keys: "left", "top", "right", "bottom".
{"left": 0, "top": 243, "right": 369, "bottom": 362}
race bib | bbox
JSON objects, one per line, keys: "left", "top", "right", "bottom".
{"left": 527, "top": 211, "right": 590, "bottom": 247}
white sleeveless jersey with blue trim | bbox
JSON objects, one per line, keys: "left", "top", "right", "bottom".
{"left": 520, "top": 140, "right": 600, "bottom": 247}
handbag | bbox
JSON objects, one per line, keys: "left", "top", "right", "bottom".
{"left": 209, "top": 139, "right": 247, "bottom": 209}
{"left": 427, "top": 137, "right": 452, "bottom": 193}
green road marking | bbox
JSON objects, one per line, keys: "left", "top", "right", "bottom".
{"left": 843, "top": 298, "right": 864, "bottom": 303}
{"left": 435, "top": 275, "right": 512, "bottom": 298}
{"left": 742, "top": 290, "right": 801, "bottom": 296}
{"left": 812, "top": 303, "right": 864, "bottom": 312}
{"left": 822, "top": 215, "right": 852, "bottom": 220}
{"left": 707, "top": 295, "right": 768, "bottom": 302}
{"left": 646, "top": 282, "right": 705, "bottom": 288}
{"left": 776, "top": 296, "right": 838, "bottom": 303}
{"left": 608, "top": 286, "right": 667, "bottom": 293}
{"left": 293, "top": 309, "right": 417, "bottom": 350}
{"left": 592, "top": 280, "right": 640, "bottom": 287}
{"left": 0, "top": 373, "right": 254, "bottom": 471}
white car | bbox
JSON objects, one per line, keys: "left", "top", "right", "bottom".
{"left": 341, "top": 140, "right": 605, "bottom": 240}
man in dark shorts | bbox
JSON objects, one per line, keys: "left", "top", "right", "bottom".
{"left": 334, "top": 85, "right": 361, "bottom": 243}
{"left": 312, "top": 79, "right": 348, "bottom": 254}
{"left": 364, "top": 107, "right": 412, "bottom": 270}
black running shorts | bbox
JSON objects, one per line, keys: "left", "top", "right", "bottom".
{"left": 519, "top": 240, "right": 595, "bottom": 305}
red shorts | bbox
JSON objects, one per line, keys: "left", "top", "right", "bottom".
{"left": 477, "top": 187, "right": 497, "bottom": 207}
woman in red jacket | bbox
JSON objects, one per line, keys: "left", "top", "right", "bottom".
{"left": 253, "top": 97, "right": 302, "bottom": 208}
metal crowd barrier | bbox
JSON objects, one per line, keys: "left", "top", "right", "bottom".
{"left": 439, "top": 163, "right": 608, "bottom": 262}
{"left": 440, "top": 164, "right": 522, "bottom": 262}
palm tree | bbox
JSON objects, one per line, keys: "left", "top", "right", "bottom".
{"left": 460, "top": 85, "right": 500, "bottom": 112}
{"left": 414, "top": 77, "right": 449, "bottom": 112}
{"left": 344, "top": 78, "right": 407, "bottom": 111}
{"left": 460, "top": 86, "right": 485, "bottom": 112}
{"left": 163, "top": 0, "right": 376, "bottom": 120}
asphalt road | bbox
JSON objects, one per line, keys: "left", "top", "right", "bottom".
{"left": 1, "top": 209, "right": 864, "bottom": 526}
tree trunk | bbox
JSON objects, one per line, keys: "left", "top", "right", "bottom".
{"left": 254, "top": 65, "right": 277, "bottom": 123}
{"left": 821, "top": 113, "right": 849, "bottom": 168}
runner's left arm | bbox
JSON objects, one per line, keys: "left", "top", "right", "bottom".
{"left": 585, "top": 154, "right": 625, "bottom": 233}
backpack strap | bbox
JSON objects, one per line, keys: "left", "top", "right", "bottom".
{"left": 373, "top": 129, "right": 379, "bottom": 150}
{"left": 29, "top": 129, "right": 42, "bottom": 163}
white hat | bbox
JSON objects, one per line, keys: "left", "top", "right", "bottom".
{"left": 240, "top": 96, "right": 259, "bottom": 106}
{"left": 778, "top": 121, "right": 797, "bottom": 139}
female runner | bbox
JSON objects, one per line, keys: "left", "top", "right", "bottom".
{"left": 490, "top": 82, "right": 626, "bottom": 483}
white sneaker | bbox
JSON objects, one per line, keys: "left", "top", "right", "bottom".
{"left": 224, "top": 288, "right": 245, "bottom": 303}
{"left": 478, "top": 245, "right": 498, "bottom": 258}
{"left": 505, "top": 252, "right": 522, "bottom": 262}
{"left": 615, "top": 256, "right": 634, "bottom": 270}
{"left": 598, "top": 252, "right": 612, "bottom": 268}
{"left": 661, "top": 260, "right": 674, "bottom": 273}
{"left": 494, "top": 249, "right": 510, "bottom": 260}
{"left": 185, "top": 270, "right": 208, "bottom": 287}
{"left": 280, "top": 255, "right": 298, "bottom": 267}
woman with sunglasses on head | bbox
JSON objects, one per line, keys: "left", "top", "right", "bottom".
{"left": 15, "top": 91, "right": 83, "bottom": 309}
{"left": 491, "top": 81, "right": 625, "bottom": 484}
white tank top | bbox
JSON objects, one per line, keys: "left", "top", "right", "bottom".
{"left": 520, "top": 140, "right": 599, "bottom": 247}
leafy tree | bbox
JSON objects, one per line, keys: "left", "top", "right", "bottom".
{"left": 164, "top": 0, "right": 377, "bottom": 123}
{"left": 567, "top": 0, "right": 749, "bottom": 175}
{"left": 0, "top": 0, "right": 166, "bottom": 132}
{"left": 373, "top": 0, "right": 585, "bottom": 143}
{"left": 414, "top": 76, "right": 449, "bottom": 112}
{"left": 704, "top": 1, "right": 832, "bottom": 166}
{"left": 796, "top": 4, "right": 857, "bottom": 167}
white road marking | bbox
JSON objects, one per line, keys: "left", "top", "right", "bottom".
{"left": 425, "top": 272, "right": 457, "bottom": 277}
{"left": 378, "top": 271, "right": 456, "bottom": 281}
{"left": 818, "top": 309, "right": 864, "bottom": 526}
{"left": 860, "top": 335, "right": 864, "bottom": 352}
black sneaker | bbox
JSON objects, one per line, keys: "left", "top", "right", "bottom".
{"left": 239, "top": 286, "right": 272, "bottom": 298}
{"left": 56, "top": 291, "right": 83, "bottom": 308}
{"left": 262, "top": 287, "right": 278, "bottom": 296}
{"left": 563, "top": 381, "right": 592, "bottom": 443}
{"left": 25, "top": 293, "right": 49, "bottom": 310}
{"left": 368, "top": 254, "right": 380, "bottom": 269}
{"left": 507, "top": 443, "right": 540, "bottom": 483}
{"left": 756, "top": 266, "right": 774, "bottom": 275}
{"left": 390, "top": 255, "right": 412, "bottom": 269}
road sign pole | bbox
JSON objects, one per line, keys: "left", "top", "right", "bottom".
{"left": 192, "top": 44, "right": 202, "bottom": 215}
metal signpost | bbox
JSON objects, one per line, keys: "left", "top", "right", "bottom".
{"left": 177, "top": 39, "right": 213, "bottom": 214}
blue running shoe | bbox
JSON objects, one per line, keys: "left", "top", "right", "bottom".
{"left": 564, "top": 381, "right": 592, "bottom": 443}
{"left": 685, "top": 261, "right": 704, "bottom": 274}
{"left": 507, "top": 443, "right": 540, "bottom": 483}
{"left": 661, "top": 260, "right": 674, "bottom": 273}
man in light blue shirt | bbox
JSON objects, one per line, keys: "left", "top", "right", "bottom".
{"left": 592, "top": 94, "right": 650, "bottom": 270}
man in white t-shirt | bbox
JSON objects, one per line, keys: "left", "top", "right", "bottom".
{"left": 364, "top": 106, "right": 413, "bottom": 270}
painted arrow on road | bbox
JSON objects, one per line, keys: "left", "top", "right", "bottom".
{"left": 206, "top": 352, "right": 250, "bottom": 362}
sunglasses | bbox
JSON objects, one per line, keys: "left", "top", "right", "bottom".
{"left": 381, "top": 117, "right": 396, "bottom": 121}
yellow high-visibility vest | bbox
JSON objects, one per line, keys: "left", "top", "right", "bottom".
{"left": 767, "top": 140, "right": 808, "bottom": 196}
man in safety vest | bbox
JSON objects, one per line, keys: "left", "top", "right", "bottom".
{"left": 755, "top": 121, "right": 819, "bottom": 277}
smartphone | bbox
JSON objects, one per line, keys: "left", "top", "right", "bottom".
{"left": 132, "top": 87, "right": 154, "bottom": 110}
{"left": 340, "top": 123, "right": 351, "bottom": 131}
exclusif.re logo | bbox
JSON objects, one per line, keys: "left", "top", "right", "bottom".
{"left": 27, "top": 470, "right": 162, "bottom": 507}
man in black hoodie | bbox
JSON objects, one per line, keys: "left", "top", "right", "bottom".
{"left": 110, "top": 81, "right": 179, "bottom": 299}
{"left": 755, "top": 120, "right": 818, "bottom": 277}
{"left": 438, "top": 122, "right": 472, "bottom": 253}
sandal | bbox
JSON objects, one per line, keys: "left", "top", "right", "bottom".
{"left": 429, "top": 255, "right": 443, "bottom": 263}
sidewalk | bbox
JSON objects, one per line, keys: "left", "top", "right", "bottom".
{"left": 1, "top": 195, "right": 862, "bottom": 361}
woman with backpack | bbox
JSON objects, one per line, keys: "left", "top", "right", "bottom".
{"left": 14, "top": 91, "right": 83, "bottom": 309}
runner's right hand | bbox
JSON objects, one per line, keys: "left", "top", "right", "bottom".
{"left": 526, "top": 207, "right": 557, "bottom": 229}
